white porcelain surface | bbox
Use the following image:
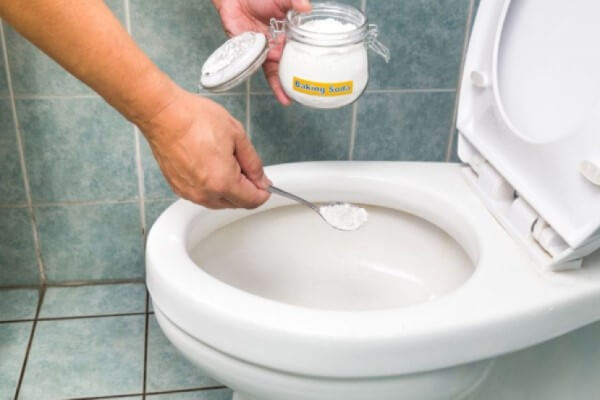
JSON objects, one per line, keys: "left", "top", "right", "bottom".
{"left": 155, "top": 306, "right": 494, "bottom": 400}
{"left": 457, "top": 0, "right": 600, "bottom": 262}
{"left": 146, "top": 162, "right": 600, "bottom": 391}
{"left": 191, "top": 204, "right": 474, "bottom": 311}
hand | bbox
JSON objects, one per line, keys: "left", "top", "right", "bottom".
{"left": 213, "top": 0, "right": 312, "bottom": 105}
{"left": 139, "top": 88, "right": 271, "bottom": 209}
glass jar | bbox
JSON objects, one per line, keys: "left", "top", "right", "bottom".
{"left": 271, "top": 2, "right": 390, "bottom": 109}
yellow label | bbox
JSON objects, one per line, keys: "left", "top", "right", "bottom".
{"left": 292, "top": 76, "right": 354, "bottom": 97}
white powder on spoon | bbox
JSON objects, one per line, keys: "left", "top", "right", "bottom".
{"left": 319, "top": 203, "right": 368, "bottom": 231}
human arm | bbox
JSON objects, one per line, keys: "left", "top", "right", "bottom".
{"left": 0, "top": 0, "right": 270, "bottom": 208}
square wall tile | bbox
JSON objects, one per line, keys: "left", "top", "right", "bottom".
{"left": 36, "top": 202, "right": 143, "bottom": 282}
{"left": 0, "top": 289, "right": 38, "bottom": 321}
{"left": 250, "top": 96, "right": 352, "bottom": 165}
{"left": 250, "top": 0, "right": 363, "bottom": 92}
{"left": 354, "top": 91, "right": 455, "bottom": 161}
{"left": 4, "top": 0, "right": 125, "bottom": 96}
{"left": 40, "top": 283, "right": 146, "bottom": 318}
{"left": 366, "top": 0, "right": 470, "bottom": 89}
{"left": 149, "top": 389, "right": 233, "bottom": 400}
{"left": 146, "top": 200, "right": 175, "bottom": 232}
{"left": 140, "top": 95, "right": 246, "bottom": 200}
{"left": 131, "top": 0, "right": 234, "bottom": 93}
{"left": 147, "top": 315, "right": 220, "bottom": 392}
{"left": 0, "top": 39, "right": 8, "bottom": 96}
{"left": 0, "top": 208, "right": 39, "bottom": 286}
{"left": 0, "top": 322, "right": 32, "bottom": 400}
{"left": 18, "top": 98, "right": 137, "bottom": 203}
{"left": 0, "top": 99, "right": 25, "bottom": 204}
{"left": 140, "top": 136, "right": 176, "bottom": 201}
{"left": 20, "top": 315, "right": 145, "bottom": 399}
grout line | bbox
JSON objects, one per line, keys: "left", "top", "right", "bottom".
{"left": 348, "top": 102, "right": 358, "bottom": 160}
{"left": 14, "top": 286, "right": 45, "bottom": 399}
{"left": 0, "top": 21, "right": 47, "bottom": 286}
{"left": 0, "top": 203, "right": 28, "bottom": 209}
{"left": 350, "top": 0, "right": 363, "bottom": 169}
{"left": 120, "top": 0, "right": 151, "bottom": 263}
{"left": 0, "top": 284, "right": 41, "bottom": 291}
{"left": 36, "top": 312, "right": 147, "bottom": 322}
{"left": 124, "top": 0, "right": 149, "bottom": 250}
{"left": 66, "top": 393, "right": 141, "bottom": 400}
{"left": 0, "top": 311, "right": 155, "bottom": 325}
{"left": 142, "top": 291, "right": 150, "bottom": 399}
{"left": 445, "top": 0, "right": 475, "bottom": 162}
{"left": 245, "top": 78, "right": 252, "bottom": 138}
{"left": 0, "top": 319, "right": 37, "bottom": 325}
{"left": 144, "top": 196, "right": 177, "bottom": 203}
{"left": 33, "top": 198, "right": 139, "bottom": 208}
{"left": 146, "top": 386, "right": 229, "bottom": 396}
{"left": 133, "top": 126, "right": 147, "bottom": 241}
{"left": 44, "top": 278, "right": 145, "bottom": 287}
{"left": 65, "top": 386, "right": 229, "bottom": 400}
{"left": 123, "top": 0, "right": 132, "bottom": 33}
{"left": 3, "top": 312, "right": 145, "bottom": 324}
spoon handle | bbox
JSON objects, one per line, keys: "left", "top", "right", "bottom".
{"left": 267, "top": 185, "right": 319, "bottom": 213}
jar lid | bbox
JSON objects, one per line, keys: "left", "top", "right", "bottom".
{"left": 199, "top": 32, "right": 268, "bottom": 92}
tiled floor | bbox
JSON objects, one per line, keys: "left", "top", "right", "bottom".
{"left": 0, "top": 283, "right": 233, "bottom": 400}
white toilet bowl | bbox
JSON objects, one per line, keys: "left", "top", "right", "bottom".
{"left": 147, "top": 0, "right": 600, "bottom": 398}
{"left": 147, "top": 162, "right": 600, "bottom": 400}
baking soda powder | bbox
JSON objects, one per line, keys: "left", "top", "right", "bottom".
{"left": 278, "top": 18, "right": 368, "bottom": 109}
{"left": 319, "top": 203, "right": 368, "bottom": 231}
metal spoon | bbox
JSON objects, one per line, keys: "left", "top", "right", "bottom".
{"left": 267, "top": 185, "right": 367, "bottom": 231}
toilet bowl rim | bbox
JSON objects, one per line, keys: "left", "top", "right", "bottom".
{"left": 144, "top": 162, "right": 600, "bottom": 377}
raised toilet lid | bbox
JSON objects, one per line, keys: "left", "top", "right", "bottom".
{"left": 457, "top": 0, "right": 600, "bottom": 269}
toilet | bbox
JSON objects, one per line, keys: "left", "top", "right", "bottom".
{"left": 146, "top": 1, "right": 600, "bottom": 399}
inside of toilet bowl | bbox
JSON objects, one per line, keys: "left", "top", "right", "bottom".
{"left": 189, "top": 204, "right": 475, "bottom": 311}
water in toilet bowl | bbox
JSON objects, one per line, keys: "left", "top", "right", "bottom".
{"left": 190, "top": 205, "right": 474, "bottom": 311}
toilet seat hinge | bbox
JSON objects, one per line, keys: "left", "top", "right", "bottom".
{"left": 462, "top": 145, "right": 579, "bottom": 269}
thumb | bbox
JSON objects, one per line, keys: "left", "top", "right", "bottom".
{"left": 279, "top": 0, "right": 312, "bottom": 13}
{"left": 292, "top": 0, "right": 312, "bottom": 12}
{"left": 234, "top": 132, "right": 272, "bottom": 189}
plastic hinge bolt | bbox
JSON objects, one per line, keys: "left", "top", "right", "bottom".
{"left": 580, "top": 160, "right": 600, "bottom": 186}
{"left": 470, "top": 70, "right": 489, "bottom": 88}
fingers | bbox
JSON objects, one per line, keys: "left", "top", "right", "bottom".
{"left": 201, "top": 197, "right": 237, "bottom": 210}
{"left": 277, "top": 0, "right": 312, "bottom": 13}
{"left": 224, "top": 173, "right": 270, "bottom": 209}
{"left": 172, "top": 186, "right": 236, "bottom": 209}
{"left": 291, "top": 0, "right": 312, "bottom": 12}
{"left": 263, "top": 61, "right": 292, "bottom": 106}
{"left": 144, "top": 92, "right": 271, "bottom": 210}
{"left": 234, "top": 129, "right": 272, "bottom": 189}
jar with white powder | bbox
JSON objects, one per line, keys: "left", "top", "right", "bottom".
{"left": 199, "top": 2, "right": 389, "bottom": 109}
{"left": 271, "top": 2, "right": 390, "bottom": 108}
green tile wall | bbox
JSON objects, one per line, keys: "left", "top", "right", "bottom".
{"left": 0, "top": 0, "right": 472, "bottom": 285}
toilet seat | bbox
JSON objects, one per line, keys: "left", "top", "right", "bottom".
{"left": 146, "top": 162, "right": 600, "bottom": 379}
{"left": 457, "top": 0, "right": 600, "bottom": 269}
